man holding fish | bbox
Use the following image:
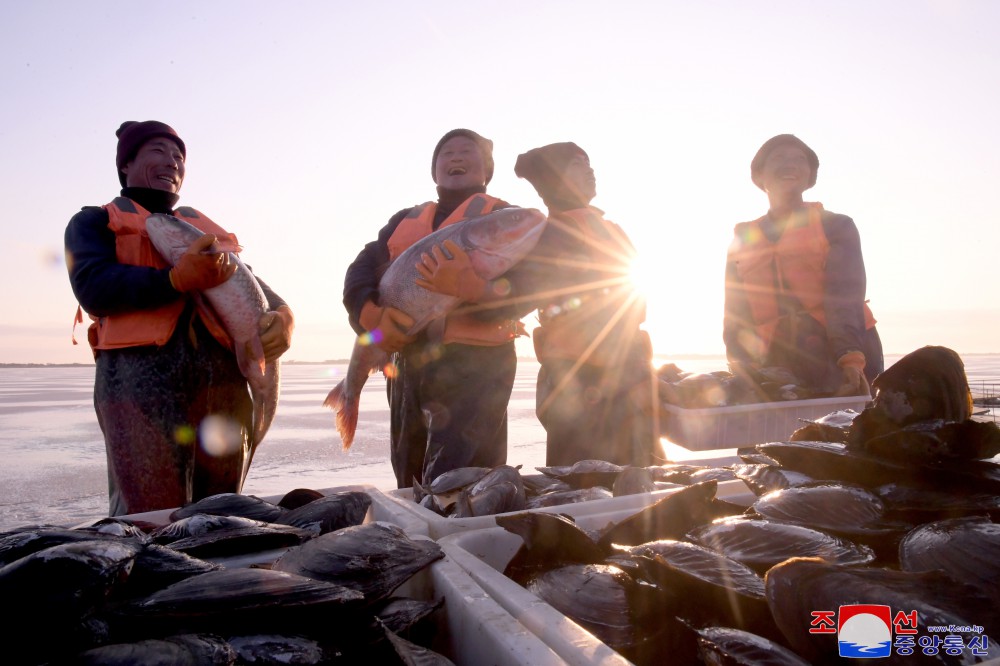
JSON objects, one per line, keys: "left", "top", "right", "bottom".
{"left": 342, "top": 129, "right": 539, "bottom": 489}
{"left": 64, "top": 120, "right": 294, "bottom": 516}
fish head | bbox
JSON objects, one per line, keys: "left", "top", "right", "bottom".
{"left": 145, "top": 213, "right": 205, "bottom": 265}
{"left": 460, "top": 207, "right": 547, "bottom": 278}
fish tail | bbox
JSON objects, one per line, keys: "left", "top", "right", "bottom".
{"left": 323, "top": 381, "right": 358, "bottom": 451}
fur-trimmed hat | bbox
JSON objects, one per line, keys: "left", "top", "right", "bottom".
{"left": 115, "top": 120, "right": 186, "bottom": 186}
{"left": 750, "top": 134, "right": 818, "bottom": 191}
{"left": 431, "top": 128, "right": 495, "bottom": 185}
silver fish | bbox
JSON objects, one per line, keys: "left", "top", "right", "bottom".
{"left": 145, "top": 214, "right": 280, "bottom": 462}
{"left": 325, "top": 207, "right": 547, "bottom": 450}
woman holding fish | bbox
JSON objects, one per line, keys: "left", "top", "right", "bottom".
{"left": 508, "top": 142, "right": 658, "bottom": 467}
{"left": 724, "top": 134, "right": 883, "bottom": 397}
{"left": 342, "top": 129, "right": 531, "bottom": 488}
{"left": 64, "top": 120, "right": 294, "bottom": 516}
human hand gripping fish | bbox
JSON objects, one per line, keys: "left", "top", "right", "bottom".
{"left": 324, "top": 207, "right": 547, "bottom": 451}
{"left": 145, "top": 213, "right": 281, "bottom": 461}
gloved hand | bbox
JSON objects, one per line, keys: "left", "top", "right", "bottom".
{"left": 414, "top": 239, "right": 487, "bottom": 302}
{"left": 360, "top": 301, "right": 415, "bottom": 353}
{"left": 258, "top": 306, "right": 294, "bottom": 362}
{"left": 834, "top": 351, "right": 871, "bottom": 397}
{"left": 168, "top": 234, "right": 237, "bottom": 292}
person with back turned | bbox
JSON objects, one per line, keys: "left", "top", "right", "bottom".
{"left": 511, "top": 142, "right": 657, "bottom": 467}
{"left": 64, "top": 120, "right": 294, "bottom": 516}
{"left": 724, "top": 134, "right": 883, "bottom": 398}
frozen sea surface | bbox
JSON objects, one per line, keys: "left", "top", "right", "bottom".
{"left": 1, "top": 353, "right": 997, "bottom": 531}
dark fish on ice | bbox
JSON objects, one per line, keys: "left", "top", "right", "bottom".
{"left": 497, "top": 511, "right": 606, "bottom": 585}
{"left": 899, "top": 516, "right": 1000, "bottom": 612}
{"left": 324, "top": 207, "right": 547, "bottom": 450}
{"left": 596, "top": 480, "right": 720, "bottom": 550}
{"left": 536, "top": 459, "right": 626, "bottom": 490}
{"left": 169, "top": 492, "right": 284, "bottom": 523}
{"left": 619, "top": 539, "right": 773, "bottom": 638}
{"left": 272, "top": 490, "right": 372, "bottom": 534}
{"left": 525, "top": 486, "right": 612, "bottom": 509}
{"left": 120, "top": 567, "right": 363, "bottom": 637}
{"left": 71, "top": 633, "right": 236, "bottom": 665}
{"left": 412, "top": 466, "right": 491, "bottom": 509}
{"left": 272, "top": 522, "right": 443, "bottom": 602}
{"left": 146, "top": 213, "right": 280, "bottom": 456}
{"left": 766, "top": 557, "right": 999, "bottom": 664}
{"left": 526, "top": 563, "right": 667, "bottom": 661}
{"left": 688, "top": 516, "right": 875, "bottom": 575}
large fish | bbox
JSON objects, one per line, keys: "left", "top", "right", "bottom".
{"left": 145, "top": 214, "right": 280, "bottom": 466}
{"left": 324, "top": 207, "right": 547, "bottom": 450}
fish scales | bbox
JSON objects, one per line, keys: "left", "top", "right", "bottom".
{"left": 325, "top": 207, "right": 546, "bottom": 450}
{"left": 145, "top": 214, "right": 280, "bottom": 459}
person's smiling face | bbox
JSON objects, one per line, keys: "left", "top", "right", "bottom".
{"left": 760, "top": 145, "right": 812, "bottom": 197}
{"left": 122, "top": 137, "right": 185, "bottom": 193}
{"left": 433, "top": 136, "right": 486, "bottom": 190}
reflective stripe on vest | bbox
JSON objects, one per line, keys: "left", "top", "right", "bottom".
{"left": 86, "top": 198, "right": 239, "bottom": 351}
{"left": 387, "top": 193, "right": 503, "bottom": 261}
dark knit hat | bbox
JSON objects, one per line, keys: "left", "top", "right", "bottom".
{"left": 750, "top": 134, "right": 819, "bottom": 191}
{"left": 115, "top": 120, "right": 186, "bottom": 186}
{"left": 514, "top": 142, "right": 588, "bottom": 206}
{"left": 431, "top": 128, "right": 495, "bottom": 185}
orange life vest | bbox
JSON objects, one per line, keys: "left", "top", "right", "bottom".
{"left": 85, "top": 197, "right": 239, "bottom": 352}
{"left": 386, "top": 194, "right": 518, "bottom": 347}
{"left": 533, "top": 208, "right": 650, "bottom": 368}
{"left": 729, "top": 203, "right": 876, "bottom": 355}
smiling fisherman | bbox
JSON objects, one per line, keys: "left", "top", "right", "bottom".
{"left": 64, "top": 120, "right": 294, "bottom": 516}
{"left": 342, "top": 128, "right": 526, "bottom": 489}
{"left": 724, "top": 134, "right": 883, "bottom": 397}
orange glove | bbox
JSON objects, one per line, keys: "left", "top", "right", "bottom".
{"left": 168, "top": 234, "right": 237, "bottom": 292}
{"left": 415, "top": 239, "right": 487, "bottom": 302}
{"left": 258, "top": 306, "right": 294, "bottom": 362}
{"left": 834, "top": 351, "right": 870, "bottom": 397}
{"left": 359, "top": 301, "right": 416, "bottom": 353}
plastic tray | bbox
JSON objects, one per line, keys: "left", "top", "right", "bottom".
{"left": 661, "top": 395, "right": 870, "bottom": 450}
{"left": 386, "top": 478, "right": 755, "bottom": 540}
{"left": 436, "top": 486, "right": 759, "bottom": 665}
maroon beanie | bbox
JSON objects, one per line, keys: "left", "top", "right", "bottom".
{"left": 431, "top": 128, "right": 495, "bottom": 185}
{"left": 514, "top": 142, "right": 588, "bottom": 207}
{"left": 115, "top": 120, "right": 186, "bottom": 186}
{"left": 750, "top": 134, "right": 819, "bottom": 191}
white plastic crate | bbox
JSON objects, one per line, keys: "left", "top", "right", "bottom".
{"left": 435, "top": 486, "right": 758, "bottom": 666}
{"left": 661, "top": 396, "right": 870, "bottom": 450}
{"left": 387, "top": 484, "right": 681, "bottom": 540}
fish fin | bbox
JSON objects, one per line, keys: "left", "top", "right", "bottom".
{"left": 412, "top": 476, "right": 427, "bottom": 503}
{"left": 323, "top": 381, "right": 357, "bottom": 451}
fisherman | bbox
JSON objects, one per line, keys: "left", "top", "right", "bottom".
{"left": 64, "top": 120, "right": 294, "bottom": 516}
{"left": 724, "top": 134, "right": 883, "bottom": 397}
{"left": 342, "top": 129, "right": 525, "bottom": 488}
{"left": 510, "top": 142, "right": 658, "bottom": 467}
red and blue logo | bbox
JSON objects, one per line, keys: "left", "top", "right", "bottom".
{"left": 838, "top": 604, "right": 893, "bottom": 658}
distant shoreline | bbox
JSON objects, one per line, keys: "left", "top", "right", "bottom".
{"left": 4, "top": 352, "right": 1000, "bottom": 369}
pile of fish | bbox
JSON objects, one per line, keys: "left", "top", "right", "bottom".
{"left": 656, "top": 363, "right": 828, "bottom": 408}
{"left": 407, "top": 459, "right": 741, "bottom": 519}
{"left": 0, "top": 489, "right": 452, "bottom": 665}
{"left": 479, "top": 351, "right": 1000, "bottom": 664}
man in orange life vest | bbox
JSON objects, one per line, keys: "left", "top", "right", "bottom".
{"left": 64, "top": 120, "right": 294, "bottom": 516}
{"left": 510, "top": 142, "right": 658, "bottom": 466}
{"left": 724, "top": 134, "right": 883, "bottom": 397}
{"left": 343, "top": 129, "right": 524, "bottom": 488}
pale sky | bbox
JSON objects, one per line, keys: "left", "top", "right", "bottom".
{"left": 3, "top": 0, "right": 998, "bottom": 364}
